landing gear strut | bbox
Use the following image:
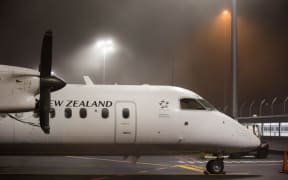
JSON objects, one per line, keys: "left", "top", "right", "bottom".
{"left": 205, "top": 158, "right": 225, "bottom": 174}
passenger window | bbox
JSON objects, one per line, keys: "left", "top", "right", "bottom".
{"left": 79, "top": 108, "right": 87, "bottom": 119}
{"left": 102, "top": 108, "right": 109, "bottom": 119}
{"left": 65, "top": 108, "right": 72, "bottom": 118}
{"left": 50, "top": 108, "right": 55, "bottom": 118}
{"left": 123, "top": 108, "right": 130, "bottom": 119}
{"left": 180, "top": 98, "right": 205, "bottom": 110}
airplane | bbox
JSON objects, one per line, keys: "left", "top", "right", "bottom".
{"left": 0, "top": 30, "right": 260, "bottom": 174}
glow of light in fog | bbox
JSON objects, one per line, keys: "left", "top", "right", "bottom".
{"left": 95, "top": 38, "right": 115, "bottom": 83}
{"left": 222, "top": 10, "right": 229, "bottom": 16}
{"left": 95, "top": 39, "right": 114, "bottom": 52}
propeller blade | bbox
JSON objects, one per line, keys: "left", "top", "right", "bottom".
{"left": 38, "top": 30, "right": 66, "bottom": 134}
{"left": 40, "top": 30, "right": 52, "bottom": 78}
{"left": 39, "top": 30, "right": 53, "bottom": 134}
{"left": 39, "top": 88, "right": 50, "bottom": 134}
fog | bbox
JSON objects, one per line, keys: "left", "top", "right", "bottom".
{"left": 1, "top": 0, "right": 288, "bottom": 115}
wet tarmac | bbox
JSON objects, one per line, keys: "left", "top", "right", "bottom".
{"left": 0, "top": 153, "right": 286, "bottom": 180}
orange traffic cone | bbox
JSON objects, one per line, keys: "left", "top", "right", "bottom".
{"left": 282, "top": 151, "right": 288, "bottom": 173}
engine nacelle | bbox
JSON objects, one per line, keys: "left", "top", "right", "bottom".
{"left": 0, "top": 31, "right": 66, "bottom": 134}
{"left": 0, "top": 94, "right": 36, "bottom": 113}
{"left": 0, "top": 67, "right": 39, "bottom": 113}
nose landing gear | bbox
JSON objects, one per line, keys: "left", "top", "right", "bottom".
{"left": 205, "top": 158, "right": 225, "bottom": 174}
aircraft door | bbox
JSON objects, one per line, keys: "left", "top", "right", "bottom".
{"left": 115, "top": 102, "right": 136, "bottom": 143}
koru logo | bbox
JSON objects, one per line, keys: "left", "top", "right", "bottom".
{"left": 159, "top": 100, "right": 169, "bottom": 109}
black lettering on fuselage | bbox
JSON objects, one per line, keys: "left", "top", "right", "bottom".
{"left": 52, "top": 100, "right": 113, "bottom": 108}
{"left": 106, "top": 101, "right": 112, "bottom": 107}
{"left": 54, "top": 100, "right": 64, "bottom": 107}
{"left": 73, "top": 100, "right": 79, "bottom": 107}
{"left": 66, "top": 100, "right": 73, "bottom": 107}
{"left": 79, "top": 101, "right": 86, "bottom": 107}
{"left": 91, "top": 101, "right": 98, "bottom": 107}
{"left": 99, "top": 101, "right": 105, "bottom": 107}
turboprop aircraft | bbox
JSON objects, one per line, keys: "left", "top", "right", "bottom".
{"left": 0, "top": 31, "right": 260, "bottom": 174}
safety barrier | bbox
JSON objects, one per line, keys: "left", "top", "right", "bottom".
{"left": 282, "top": 151, "right": 288, "bottom": 173}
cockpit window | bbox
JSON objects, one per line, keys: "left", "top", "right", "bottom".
{"left": 180, "top": 98, "right": 216, "bottom": 111}
{"left": 180, "top": 98, "right": 206, "bottom": 110}
{"left": 197, "top": 99, "right": 216, "bottom": 111}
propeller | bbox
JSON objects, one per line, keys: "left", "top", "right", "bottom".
{"left": 39, "top": 30, "right": 66, "bottom": 134}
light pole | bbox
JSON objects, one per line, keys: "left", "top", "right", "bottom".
{"left": 231, "top": 0, "right": 238, "bottom": 119}
{"left": 222, "top": 10, "right": 229, "bottom": 112}
{"left": 96, "top": 39, "right": 113, "bottom": 84}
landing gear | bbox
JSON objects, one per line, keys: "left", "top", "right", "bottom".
{"left": 256, "top": 143, "right": 269, "bottom": 159}
{"left": 205, "top": 158, "right": 225, "bottom": 174}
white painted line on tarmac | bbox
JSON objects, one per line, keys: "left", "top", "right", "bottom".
{"left": 66, "top": 156, "right": 282, "bottom": 168}
{"left": 65, "top": 156, "right": 169, "bottom": 167}
{"left": 138, "top": 170, "right": 149, "bottom": 173}
{"left": 156, "top": 167, "right": 167, "bottom": 171}
{"left": 226, "top": 163, "right": 282, "bottom": 167}
{"left": 224, "top": 160, "right": 282, "bottom": 164}
{"left": 137, "top": 165, "right": 177, "bottom": 174}
{"left": 187, "top": 161, "right": 195, "bottom": 164}
{"left": 180, "top": 160, "right": 282, "bottom": 165}
{"left": 196, "top": 161, "right": 204, "bottom": 163}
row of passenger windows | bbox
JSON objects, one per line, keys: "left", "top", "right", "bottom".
{"left": 46, "top": 99, "right": 213, "bottom": 117}
{"left": 47, "top": 99, "right": 211, "bottom": 117}
{"left": 47, "top": 108, "right": 130, "bottom": 119}
{"left": 1, "top": 98, "right": 213, "bottom": 120}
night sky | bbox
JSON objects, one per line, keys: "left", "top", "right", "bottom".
{"left": 1, "top": 0, "right": 288, "bottom": 116}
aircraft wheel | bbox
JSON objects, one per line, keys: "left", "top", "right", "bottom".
{"left": 256, "top": 147, "right": 269, "bottom": 159}
{"left": 206, "top": 159, "right": 224, "bottom": 174}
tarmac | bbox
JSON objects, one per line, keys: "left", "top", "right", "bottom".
{"left": 0, "top": 153, "right": 287, "bottom": 180}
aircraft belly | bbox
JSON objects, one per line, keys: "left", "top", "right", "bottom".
{"left": 0, "top": 143, "right": 216, "bottom": 155}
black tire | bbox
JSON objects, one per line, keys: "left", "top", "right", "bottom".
{"left": 256, "top": 148, "right": 269, "bottom": 159}
{"left": 206, "top": 159, "right": 224, "bottom": 174}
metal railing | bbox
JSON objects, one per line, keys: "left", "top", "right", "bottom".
{"left": 222, "top": 96, "right": 288, "bottom": 117}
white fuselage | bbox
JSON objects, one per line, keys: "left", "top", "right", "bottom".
{"left": 0, "top": 83, "right": 260, "bottom": 155}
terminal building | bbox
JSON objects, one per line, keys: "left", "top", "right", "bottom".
{"left": 237, "top": 99, "right": 288, "bottom": 151}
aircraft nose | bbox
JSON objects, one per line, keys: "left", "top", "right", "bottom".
{"left": 250, "top": 134, "right": 261, "bottom": 148}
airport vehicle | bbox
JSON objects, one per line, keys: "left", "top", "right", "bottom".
{"left": 0, "top": 31, "right": 260, "bottom": 174}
